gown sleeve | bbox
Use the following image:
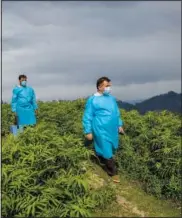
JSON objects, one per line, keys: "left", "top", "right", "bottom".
{"left": 82, "top": 97, "right": 94, "bottom": 134}
{"left": 114, "top": 97, "right": 123, "bottom": 127}
{"left": 117, "top": 106, "right": 123, "bottom": 127}
{"left": 32, "top": 89, "right": 38, "bottom": 110}
{"left": 11, "top": 87, "right": 18, "bottom": 112}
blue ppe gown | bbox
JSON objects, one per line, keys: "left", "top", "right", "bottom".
{"left": 82, "top": 93, "right": 123, "bottom": 159}
{"left": 11, "top": 86, "right": 38, "bottom": 126}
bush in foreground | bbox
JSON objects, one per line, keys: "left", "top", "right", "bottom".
{"left": 116, "top": 110, "right": 181, "bottom": 201}
{"left": 2, "top": 123, "right": 115, "bottom": 217}
{"left": 2, "top": 100, "right": 181, "bottom": 203}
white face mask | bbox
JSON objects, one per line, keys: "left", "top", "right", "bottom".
{"left": 103, "top": 87, "right": 111, "bottom": 95}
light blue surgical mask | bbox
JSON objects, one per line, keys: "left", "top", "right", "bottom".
{"left": 103, "top": 87, "right": 111, "bottom": 95}
{"left": 21, "top": 81, "right": 27, "bottom": 87}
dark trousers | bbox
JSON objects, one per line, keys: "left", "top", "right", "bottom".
{"left": 97, "top": 155, "right": 117, "bottom": 176}
{"left": 84, "top": 139, "right": 117, "bottom": 176}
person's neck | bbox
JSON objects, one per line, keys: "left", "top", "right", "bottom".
{"left": 97, "top": 90, "right": 103, "bottom": 94}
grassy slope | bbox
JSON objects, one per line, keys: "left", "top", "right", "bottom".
{"left": 92, "top": 164, "right": 181, "bottom": 217}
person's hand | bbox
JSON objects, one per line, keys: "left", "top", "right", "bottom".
{"left": 86, "top": 133, "right": 93, "bottom": 141}
{"left": 119, "top": 127, "right": 125, "bottom": 134}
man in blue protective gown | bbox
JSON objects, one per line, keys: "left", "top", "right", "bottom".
{"left": 11, "top": 74, "right": 38, "bottom": 127}
{"left": 82, "top": 77, "right": 124, "bottom": 183}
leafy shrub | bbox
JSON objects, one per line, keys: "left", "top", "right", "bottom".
{"left": 2, "top": 103, "right": 14, "bottom": 136}
{"left": 116, "top": 110, "right": 181, "bottom": 200}
{"left": 2, "top": 100, "right": 181, "bottom": 208}
{"left": 2, "top": 122, "right": 115, "bottom": 217}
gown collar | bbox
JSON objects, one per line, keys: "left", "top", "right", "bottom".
{"left": 94, "top": 92, "right": 103, "bottom": 96}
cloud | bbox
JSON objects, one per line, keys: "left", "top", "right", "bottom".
{"left": 2, "top": 1, "right": 181, "bottom": 101}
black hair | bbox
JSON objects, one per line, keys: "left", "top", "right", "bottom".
{"left": 96, "top": 77, "right": 111, "bottom": 89}
{"left": 19, "top": 74, "right": 27, "bottom": 80}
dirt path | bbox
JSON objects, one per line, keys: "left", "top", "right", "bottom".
{"left": 116, "top": 195, "right": 146, "bottom": 217}
{"left": 92, "top": 164, "right": 181, "bottom": 217}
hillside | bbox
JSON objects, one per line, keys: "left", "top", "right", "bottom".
{"left": 117, "top": 100, "right": 137, "bottom": 111}
{"left": 2, "top": 100, "right": 181, "bottom": 217}
{"left": 3, "top": 91, "right": 181, "bottom": 114}
{"left": 119, "top": 91, "right": 181, "bottom": 114}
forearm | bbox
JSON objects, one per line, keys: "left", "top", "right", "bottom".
{"left": 117, "top": 107, "right": 123, "bottom": 127}
{"left": 11, "top": 99, "right": 17, "bottom": 112}
{"left": 32, "top": 90, "right": 38, "bottom": 110}
{"left": 33, "top": 103, "right": 38, "bottom": 110}
{"left": 11, "top": 88, "right": 18, "bottom": 112}
{"left": 11, "top": 105, "right": 16, "bottom": 112}
{"left": 82, "top": 97, "right": 94, "bottom": 134}
{"left": 83, "top": 119, "right": 93, "bottom": 134}
{"left": 118, "top": 118, "right": 123, "bottom": 127}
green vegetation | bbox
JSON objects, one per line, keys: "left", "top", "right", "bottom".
{"left": 2, "top": 99, "right": 181, "bottom": 217}
{"left": 2, "top": 123, "right": 116, "bottom": 217}
{"left": 116, "top": 110, "right": 181, "bottom": 200}
{"left": 94, "top": 169, "right": 180, "bottom": 217}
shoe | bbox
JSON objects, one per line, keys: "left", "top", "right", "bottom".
{"left": 112, "top": 175, "right": 120, "bottom": 183}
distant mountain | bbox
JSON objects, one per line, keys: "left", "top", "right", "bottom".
{"left": 136, "top": 91, "right": 181, "bottom": 114}
{"left": 118, "top": 91, "right": 181, "bottom": 114}
{"left": 125, "top": 99, "right": 144, "bottom": 105}
{"left": 117, "top": 100, "right": 137, "bottom": 111}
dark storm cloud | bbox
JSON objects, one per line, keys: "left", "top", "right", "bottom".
{"left": 2, "top": 1, "right": 181, "bottom": 101}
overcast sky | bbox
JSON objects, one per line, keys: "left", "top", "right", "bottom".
{"left": 2, "top": 1, "right": 181, "bottom": 102}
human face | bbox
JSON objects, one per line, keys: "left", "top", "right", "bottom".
{"left": 98, "top": 80, "right": 112, "bottom": 93}
{"left": 19, "top": 77, "right": 27, "bottom": 86}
